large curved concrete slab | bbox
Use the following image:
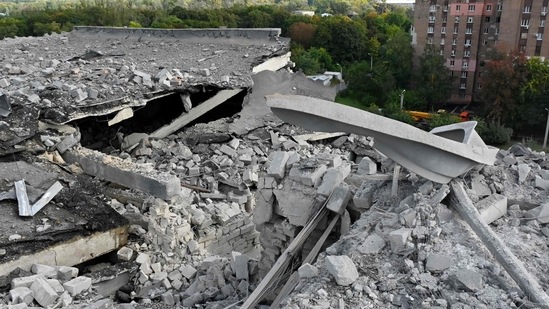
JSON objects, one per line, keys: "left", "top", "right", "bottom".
{"left": 266, "top": 94, "right": 498, "bottom": 184}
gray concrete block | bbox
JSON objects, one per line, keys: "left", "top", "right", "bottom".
{"left": 324, "top": 255, "right": 359, "bottom": 286}
{"left": 63, "top": 276, "right": 92, "bottom": 296}
{"left": 298, "top": 263, "right": 319, "bottom": 278}
{"left": 535, "top": 175, "right": 549, "bottom": 190}
{"left": 31, "top": 264, "right": 57, "bottom": 278}
{"left": 253, "top": 189, "right": 274, "bottom": 225}
{"left": 30, "top": 277, "right": 57, "bottom": 307}
{"left": 62, "top": 149, "right": 181, "bottom": 200}
{"left": 11, "top": 275, "right": 43, "bottom": 289}
{"left": 234, "top": 254, "right": 250, "bottom": 280}
{"left": 477, "top": 194, "right": 508, "bottom": 225}
{"left": 426, "top": 254, "right": 453, "bottom": 273}
{"left": 353, "top": 181, "right": 375, "bottom": 210}
{"left": 449, "top": 269, "right": 484, "bottom": 292}
{"left": 388, "top": 228, "right": 411, "bottom": 253}
{"left": 525, "top": 203, "right": 549, "bottom": 224}
{"left": 517, "top": 163, "right": 531, "bottom": 183}
{"left": 57, "top": 266, "right": 78, "bottom": 281}
{"left": 117, "top": 246, "right": 134, "bottom": 262}
{"left": 317, "top": 169, "right": 344, "bottom": 197}
{"left": 357, "top": 234, "right": 386, "bottom": 255}
{"left": 357, "top": 157, "right": 377, "bottom": 175}
{"left": 10, "top": 287, "right": 34, "bottom": 305}
{"left": 326, "top": 186, "right": 352, "bottom": 214}
{"left": 179, "top": 265, "right": 197, "bottom": 280}
{"left": 267, "top": 151, "right": 289, "bottom": 179}
{"left": 56, "top": 131, "right": 81, "bottom": 154}
{"left": 300, "top": 164, "right": 327, "bottom": 187}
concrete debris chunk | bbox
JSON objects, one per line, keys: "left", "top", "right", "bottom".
{"left": 388, "top": 228, "right": 411, "bottom": 253}
{"left": 476, "top": 194, "right": 508, "bottom": 225}
{"left": 30, "top": 277, "right": 57, "bottom": 307}
{"left": 426, "top": 254, "right": 453, "bottom": 273}
{"left": 357, "top": 234, "right": 386, "bottom": 255}
{"left": 267, "top": 151, "right": 290, "bottom": 180}
{"left": 324, "top": 255, "right": 359, "bottom": 286}
{"left": 326, "top": 186, "right": 352, "bottom": 214}
{"left": 298, "top": 263, "right": 319, "bottom": 278}
{"left": 10, "top": 287, "right": 34, "bottom": 305}
{"left": 357, "top": 157, "right": 377, "bottom": 175}
{"left": 525, "top": 203, "right": 549, "bottom": 224}
{"left": 63, "top": 276, "right": 92, "bottom": 296}
{"left": 449, "top": 269, "right": 484, "bottom": 292}
{"left": 517, "top": 163, "right": 531, "bottom": 183}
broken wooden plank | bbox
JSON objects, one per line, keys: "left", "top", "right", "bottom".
{"left": 241, "top": 204, "right": 330, "bottom": 309}
{"left": 30, "top": 181, "right": 63, "bottom": 216}
{"left": 151, "top": 88, "right": 243, "bottom": 139}
{"left": 450, "top": 180, "right": 549, "bottom": 308}
{"left": 15, "top": 180, "right": 31, "bottom": 217}
{"left": 270, "top": 213, "right": 341, "bottom": 308}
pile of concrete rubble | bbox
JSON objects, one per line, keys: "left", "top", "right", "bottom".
{"left": 1, "top": 28, "right": 549, "bottom": 309}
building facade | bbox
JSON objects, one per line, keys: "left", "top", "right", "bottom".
{"left": 412, "top": 0, "right": 549, "bottom": 105}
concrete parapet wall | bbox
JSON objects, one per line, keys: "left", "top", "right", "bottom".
{"left": 72, "top": 26, "right": 282, "bottom": 40}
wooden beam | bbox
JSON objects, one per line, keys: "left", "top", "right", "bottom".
{"left": 270, "top": 213, "right": 341, "bottom": 308}
{"left": 241, "top": 205, "right": 330, "bottom": 308}
{"left": 450, "top": 180, "right": 549, "bottom": 308}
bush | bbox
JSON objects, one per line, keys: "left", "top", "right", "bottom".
{"left": 427, "top": 113, "right": 460, "bottom": 130}
{"left": 476, "top": 118, "right": 513, "bottom": 146}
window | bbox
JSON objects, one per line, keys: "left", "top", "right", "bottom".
{"left": 497, "top": 4, "right": 502, "bottom": 11}
{"left": 441, "top": 27, "right": 446, "bottom": 34}
{"left": 485, "top": 16, "right": 491, "bottom": 22}
{"left": 479, "top": 72, "right": 483, "bottom": 77}
{"left": 523, "top": 6, "right": 531, "bottom": 13}
{"left": 537, "top": 33, "right": 544, "bottom": 40}
{"left": 440, "top": 38, "right": 445, "bottom": 45}
{"left": 460, "top": 82, "right": 466, "bottom": 89}
{"left": 455, "top": 16, "right": 460, "bottom": 23}
{"left": 543, "top": 7, "right": 548, "bottom": 16}
{"left": 428, "top": 37, "right": 434, "bottom": 44}
{"left": 466, "top": 28, "right": 473, "bottom": 34}
{"left": 429, "top": 16, "right": 436, "bottom": 22}
{"left": 440, "top": 49, "right": 444, "bottom": 55}
{"left": 443, "top": 5, "right": 449, "bottom": 12}
{"left": 456, "top": 5, "right": 461, "bottom": 11}
{"left": 443, "top": 16, "right": 448, "bottom": 22}
{"left": 450, "top": 59, "right": 455, "bottom": 67}
{"left": 430, "top": 5, "right": 436, "bottom": 12}
{"left": 452, "top": 38, "right": 457, "bottom": 45}
{"left": 465, "top": 39, "right": 472, "bottom": 46}
{"left": 521, "top": 19, "right": 530, "bottom": 28}
{"left": 451, "top": 49, "right": 456, "bottom": 56}
{"left": 464, "top": 50, "right": 471, "bottom": 57}
{"left": 495, "top": 28, "right": 500, "bottom": 34}
{"left": 454, "top": 27, "right": 459, "bottom": 34}
{"left": 459, "top": 92, "right": 466, "bottom": 98}
{"left": 467, "top": 17, "right": 474, "bottom": 23}
{"left": 461, "top": 71, "right": 468, "bottom": 78}
{"left": 496, "top": 16, "right": 501, "bottom": 22}
{"left": 468, "top": 5, "right": 475, "bottom": 11}
{"left": 483, "top": 28, "right": 489, "bottom": 34}
{"left": 520, "top": 45, "right": 526, "bottom": 52}
{"left": 486, "top": 4, "right": 492, "bottom": 11}
{"left": 477, "top": 83, "right": 482, "bottom": 89}
{"left": 541, "top": 20, "right": 545, "bottom": 27}
{"left": 428, "top": 26, "right": 434, "bottom": 33}
{"left": 483, "top": 39, "right": 488, "bottom": 45}
{"left": 521, "top": 32, "right": 528, "bottom": 39}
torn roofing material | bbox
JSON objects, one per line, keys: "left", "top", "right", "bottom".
{"left": 0, "top": 27, "right": 290, "bottom": 124}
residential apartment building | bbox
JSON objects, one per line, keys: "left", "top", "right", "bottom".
{"left": 412, "top": 0, "right": 549, "bottom": 105}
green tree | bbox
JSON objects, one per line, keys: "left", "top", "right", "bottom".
{"left": 415, "top": 44, "right": 452, "bottom": 111}
{"left": 379, "top": 31, "right": 412, "bottom": 88}
{"left": 480, "top": 50, "right": 527, "bottom": 126}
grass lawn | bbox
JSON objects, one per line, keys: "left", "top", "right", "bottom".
{"left": 334, "top": 95, "right": 367, "bottom": 110}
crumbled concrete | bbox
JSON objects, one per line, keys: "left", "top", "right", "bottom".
{"left": 324, "top": 255, "right": 359, "bottom": 286}
{"left": 357, "top": 234, "right": 386, "bottom": 255}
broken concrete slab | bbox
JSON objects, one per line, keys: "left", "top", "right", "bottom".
{"left": 0, "top": 91, "right": 11, "bottom": 117}
{"left": 426, "top": 254, "right": 453, "bottom": 273}
{"left": 357, "top": 234, "right": 386, "bottom": 255}
{"left": 266, "top": 94, "right": 498, "bottom": 183}
{"left": 56, "top": 130, "right": 81, "bottom": 154}
{"left": 267, "top": 151, "right": 290, "bottom": 180}
{"left": 62, "top": 147, "right": 181, "bottom": 200}
{"left": 388, "top": 228, "right": 411, "bottom": 254}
